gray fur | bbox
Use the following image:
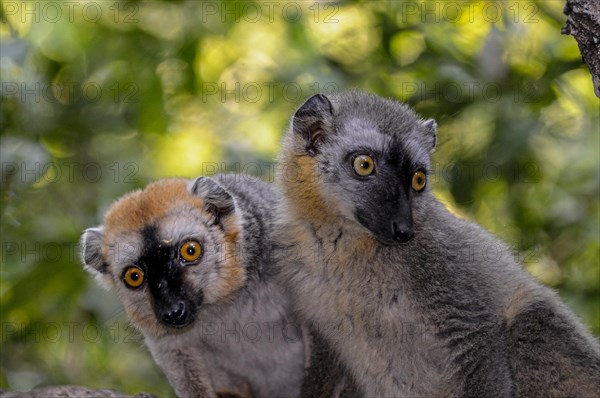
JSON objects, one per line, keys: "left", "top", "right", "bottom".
{"left": 276, "top": 91, "right": 600, "bottom": 397}
{"left": 81, "top": 175, "right": 304, "bottom": 398}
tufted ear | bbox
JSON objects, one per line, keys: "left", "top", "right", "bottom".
{"left": 422, "top": 119, "right": 437, "bottom": 153}
{"left": 81, "top": 227, "right": 108, "bottom": 274}
{"left": 292, "top": 94, "right": 334, "bottom": 156}
{"left": 189, "top": 177, "right": 235, "bottom": 226}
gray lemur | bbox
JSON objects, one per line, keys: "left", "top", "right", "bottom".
{"left": 81, "top": 175, "right": 305, "bottom": 398}
{"left": 276, "top": 91, "right": 600, "bottom": 397}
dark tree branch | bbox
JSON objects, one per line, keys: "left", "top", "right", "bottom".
{"left": 562, "top": 0, "right": 600, "bottom": 98}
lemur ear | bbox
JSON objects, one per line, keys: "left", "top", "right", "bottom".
{"left": 189, "top": 177, "right": 235, "bottom": 226}
{"left": 81, "top": 227, "right": 108, "bottom": 274}
{"left": 422, "top": 119, "right": 437, "bottom": 152}
{"left": 292, "top": 93, "right": 334, "bottom": 156}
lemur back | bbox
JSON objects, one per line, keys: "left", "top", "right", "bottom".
{"left": 276, "top": 91, "right": 600, "bottom": 397}
{"left": 81, "top": 175, "right": 304, "bottom": 398}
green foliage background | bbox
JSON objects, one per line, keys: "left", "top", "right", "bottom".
{"left": 1, "top": 0, "right": 598, "bottom": 396}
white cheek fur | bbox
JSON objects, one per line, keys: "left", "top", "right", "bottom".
{"left": 105, "top": 234, "right": 143, "bottom": 271}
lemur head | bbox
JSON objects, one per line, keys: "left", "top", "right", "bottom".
{"left": 278, "top": 91, "right": 437, "bottom": 246}
{"left": 81, "top": 177, "right": 245, "bottom": 334}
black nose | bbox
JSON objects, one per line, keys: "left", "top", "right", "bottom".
{"left": 161, "top": 301, "right": 187, "bottom": 326}
{"left": 392, "top": 221, "right": 414, "bottom": 243}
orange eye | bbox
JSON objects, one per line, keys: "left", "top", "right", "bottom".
{"left": 123, "top": 266, "right": 145, "bottom": 289}
{"left": 353, "top": 155, "right": 375, "bottom": 176}
{"left": 180, "top": 240, "right": 202, "bottom": 263}
{"left": 412, "top": 171, "right": 427, "bottom": 192}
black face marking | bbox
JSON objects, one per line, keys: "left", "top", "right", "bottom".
{"left": 138, "top": 225, "right": 202, "bottom": 328}
{"left": 347, "top": 139, "right": 422, "bottom": 245}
